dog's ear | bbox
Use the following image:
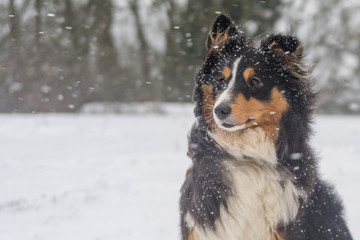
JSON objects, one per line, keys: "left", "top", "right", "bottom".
{"left": 261, "top": 34, "right": 303, "bottom": 65}
{"left": 261, "top": 34, "right": 309, "bottom": 78}
{"left": 206, "top": 14, "right": 240, "bottom": 52}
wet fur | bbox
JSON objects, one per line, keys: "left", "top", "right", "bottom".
{"left": 180, "top": 14, "right": 353, "bottom": 240}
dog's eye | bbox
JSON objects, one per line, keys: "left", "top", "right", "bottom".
{"left": 250, "top": 78, "right": 260, "bottom": 86}
{"left": 218, "top": 77, "right": 226, "bottom": 87}
{"left": 214, "top": 77, "right": 227, "bottom": 92}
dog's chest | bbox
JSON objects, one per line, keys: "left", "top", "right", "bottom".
{"left": 186, "top": 160, "right": 302, "bottom": 240}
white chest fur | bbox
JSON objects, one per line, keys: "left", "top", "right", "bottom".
{"left": 185, "top": 128, "right": 305, "bottom": 240}
{"left": 186, "top": 160, "right": 303, "bottom": 240}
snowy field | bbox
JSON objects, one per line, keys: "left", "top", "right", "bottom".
{"left": 0, "top": 104, "right": 359, "bottom": 240}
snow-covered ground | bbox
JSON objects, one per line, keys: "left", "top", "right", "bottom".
{"left": 0, "top": 104, "right": 359, "bottom": 240}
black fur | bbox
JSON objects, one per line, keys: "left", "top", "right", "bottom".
{"left": 180, "top": 14, "right": 353, "bottom": 240}
{"left": 180, "top": 124, "right": 231, "bottom": 233}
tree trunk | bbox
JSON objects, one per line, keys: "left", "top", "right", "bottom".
{"left": 8, "top": 0, "right": 21, "bottom": 111}
{"left": 35, "top": 0, "right": 42, "bottom": 47}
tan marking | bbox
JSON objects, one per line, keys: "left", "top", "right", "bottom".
{"left": 269, "top": 41, "right": 285, "bottom": 55}
{"left": 230, "top": 88, "right": 288, "bottom": 140}
{"left": 201, "top": 84, "right": 238, "bottom": 142}
{"left": 201, "top": 85, "right": 287, "bottom": 146}
{"left": 201, "top": 84, "right": 217, "bottom": 130}
{"left": 268, "top": 41, "right": 311, "bottom": 79}
{"left": 201, "top": 84, "right": 238, "bottom": 147}
{"left": 270, "top": 231, "right": 284, "bottom": 240}
{"left": 243, "top": 67, "right": 255, "bottom": 80}
{"left": 222, "top": 66, "right": 231, "bottom": 79}
{"left": 202, "top": 86, "right": 256, "bottom": 156}
{"left": 269, "top": 41, "right": 278, "bottom": 49}
{"left": 188, "top": 230, "right": 195, "bottom": 240}
{"left": 282, "top": 44, "right": 312, "bottom": 79}
{"left": 208, "top": 29, "right": 229, "bottom": 53}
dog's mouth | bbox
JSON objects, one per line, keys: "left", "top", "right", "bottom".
{"left": 221, "top": 122, "right": 237, "bottom": 128}
{"left": 218, "top": 117, "right": 255, "bottom": 131}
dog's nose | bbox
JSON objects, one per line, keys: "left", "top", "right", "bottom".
{"left": 214, "top": 104, "right": 232, "bottom": 120}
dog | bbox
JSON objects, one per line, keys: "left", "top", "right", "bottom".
{"left": 180, "top": 14, "right": 353, "bottom": 240}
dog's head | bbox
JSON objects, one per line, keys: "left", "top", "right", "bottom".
{"left": 194, "top": 14, "right": 312, "bottom": 144}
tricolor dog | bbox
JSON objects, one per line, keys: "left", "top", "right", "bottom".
{"left": 180, "top": 14, "right": 353, "bottom": 240}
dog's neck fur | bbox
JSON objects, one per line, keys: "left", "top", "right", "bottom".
{"left": 185, "top": 122, "right": 307, "bottom": 240}
{"left": 208, "top": 127, "right": 277, "bottom": 165}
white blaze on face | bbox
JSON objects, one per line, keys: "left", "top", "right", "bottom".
{"left": 214, "top": 56, "right": 242, "bottom": 108}
{"left": 213, "top": 56, "right": 244, "bottom": 131}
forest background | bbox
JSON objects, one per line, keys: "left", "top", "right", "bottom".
{"left": 0, "top": 0, "right": 359, "bottom": 113}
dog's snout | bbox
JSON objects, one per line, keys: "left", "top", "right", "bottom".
{"left": 214, "top": 104, "right": 232, "bottom": 120}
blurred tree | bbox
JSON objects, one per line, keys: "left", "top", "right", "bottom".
{"left": 35, "top": 0, "right": 42, "bottom": 47}
{"left": 89, "top": 0, "right": 122, "bottom": 102}
{"left": 1, "top": 0, "right": 356, "bottom": 114}
{"left": 0, "top": 0, "right": 126, "bottom": 112}
{"left": 0, "top": 0, "right": 284, "bottom": 112}
{"left": 129, "top": 0, "right": 150, "bottom": 90}
{"left": 6, "top": 0, "right": 22, "bottom": 112}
